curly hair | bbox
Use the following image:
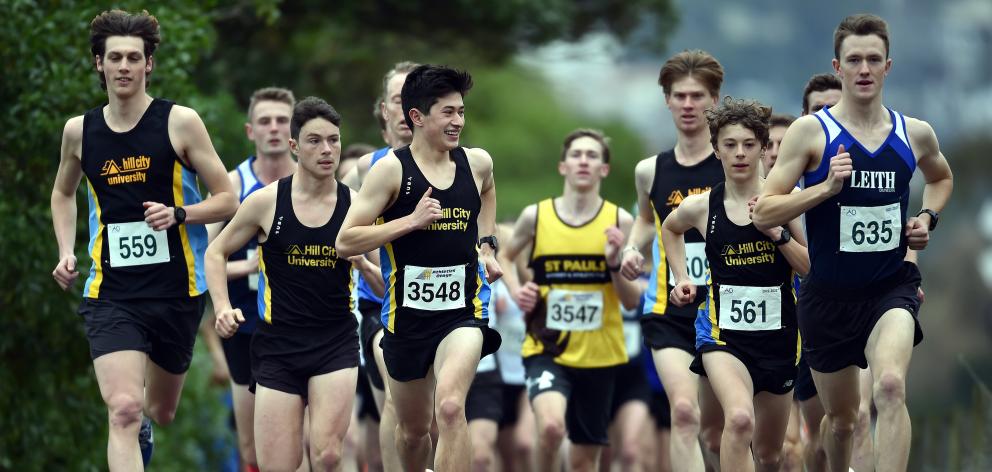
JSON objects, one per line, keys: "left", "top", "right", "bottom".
{"left": 705, "top": 97, "right": 773, "bottom": 147}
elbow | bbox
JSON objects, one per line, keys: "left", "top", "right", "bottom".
{"left": 220, "top": 193, "right": 238, "bottom": 219}
{"left": 335, "top": 234, "right": 359, "bottom": 259}
{"left": 621, "top": 295, "right": 641, "bottom": 312}
{"left": 751, "top": 207, "right": 773, "bottom": 231}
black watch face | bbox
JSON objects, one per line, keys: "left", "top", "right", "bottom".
{"left": 176, "top": 207, "right": 186, "bottom": 222}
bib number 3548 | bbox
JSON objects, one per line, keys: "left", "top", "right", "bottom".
{"left": 839, "top": 203, "right": 900, "bottom": 253}
{"left": 108, "top": 221, "right": 170, "bottom": 268}
{"left": 403, "top": 264, "right": 465, "bottom": 311}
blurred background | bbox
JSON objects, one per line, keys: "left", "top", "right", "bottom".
{"left": 1, "top": 0, "right": 988, "bottom": 470}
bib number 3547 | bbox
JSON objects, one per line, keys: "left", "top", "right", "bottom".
{"left": 839, "top": 203, "right": 900, "bottom": 253}
{"left": 403, "top": 264, "right": 465, "bottom": 311}
{"left": 546, "top": 289, "right": 604, "bottom": 331}
{"left": 108, "top": 221, "right": 170, "bottom": 268}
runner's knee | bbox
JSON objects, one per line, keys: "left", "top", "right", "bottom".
{"left": 670, "top": 398, "right": 700, "bottom": 431}
{"left": 538, "top": 417, "right": 566, "bottom": 448}
{"left": 145, "top": 402, "right": 177, "bottom": 426}
{"left": 436, "top": 395, "right": 466, "bottom": 427}
{"left": 725, "top": 407, "right": 754, "bottom": 438}
{"left": 312, "top": 437, "right": 343, "bottom": 471}
{"left": 873, "top": 370, "right": 906, "bottom": 410}
{"left": 106, "top": 392, "right": 143, "bottom": 430}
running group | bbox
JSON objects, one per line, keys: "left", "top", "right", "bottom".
{"left": 50, "top": 8, "right": 953, "bottom": 472}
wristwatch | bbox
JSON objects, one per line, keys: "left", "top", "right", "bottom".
{"left": 916, "top": 209, "right": 939, "bottom": 231}
{"left": 174, "top": 206, "right": 187, "bottom": 225}
{"left": 478, "top": 235, "right": 499, "bottom": 253}
{"left": 773, "top": 227, "right": 791, "bottom": 246}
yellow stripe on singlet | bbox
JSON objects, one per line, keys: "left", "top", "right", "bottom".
{"left": 172, "top": 162, "right": 198, "bottom": 296}
{"left": 86, "top": 179, "right": 105, "bottom": 298}
{"left": 649, "top": 200, "right": 669, "bottom": 315}
{"left": 384, "top": 242, "right": 399, "bottom": 332}
{"left": 258, "top": 246, "right": 273, "bottom": 323}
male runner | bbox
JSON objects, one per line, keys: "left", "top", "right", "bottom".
{"left": 665, "top": 97, "right": 809, "bottom": 472}
{"left": 50, "top": 9, "right": 237, "bottom": 471}
{"left": 753, "top": 14, "right": 953, "bottom": 472}
{"left": 790, "top": 72, "right": 842, "bottom": 472}
{"left": 619, "top": 49, "right": 726, "bottom": 472}
{"left": 199, "top": 86, "right": 298, "bottom": 472}
{"left": 207, "top": 96, "right": 360, "bottom": 471}
{"left": 500, "top": 129, "right": 642, "bottom": 471}
{"left": 336, "top": 64, "right": 502, "bottom": 471}
{"left": 340, "top": 61, "right": 419, "bottom": 472}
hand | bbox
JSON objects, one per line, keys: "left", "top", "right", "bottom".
{"left": 407, "top": 187, "right": 442, "bottom": 230}
{"left": 620, "top": 246, "right": 645, "bottom": 281}
{"left": 52, "top": 255, "right": 79, "bottom": 290}
{"left": 214, "top": 307, "right": 244, "bottom": 339}
{"left": 515, "top": 281, "right": 540, "bottom": 313}
{"left": 480, "top": 253, "right": 503, "bottom": 283}
{"left": 669, "top": 280, "right": 696, "bottom": 307}
{"left": 143, "top": 201, "right": 176, "bottom": 231}
{"left": 824, "top": 144, "right": 852, "bottom": 197}
{"left": 904, "top": 217, "right": 929, "bottom": 250}
{"left": 747, "top": 195, "right": 759, "bottom": 218}
{"left": 917, "top": 286, "right": 925, "bottom": 306}
{"left": 604, "top": 226, "right": 625, "bottom": 268}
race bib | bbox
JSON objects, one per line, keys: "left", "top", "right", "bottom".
{"left": 669, "top": 242, "right": 708, "bottom": 286}
{"left": 246, "top": 248, "right": 259, "bottom": 291}
{"left": 839, "top": 203, "right": 900, "bottom": 253}
{"left": 718, "top": 284, "right": 782, "bottom": 331}
{"left": 546, "top": 289, "right": 603, "bottom": 332}
{"left": 402, "top": 264, "right": 465, "bottom": 311}
{"left": 107, "top": 221, "right": 170, "bottom": 268}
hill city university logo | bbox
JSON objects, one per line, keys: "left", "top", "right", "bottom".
{"left": 100, "top": 155, "right": 151, "bottom": 185}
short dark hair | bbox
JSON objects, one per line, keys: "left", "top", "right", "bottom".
{"left": 401, "top": 65, "right": 473, "bottom": 131}
{"left": 90, "top": 9, "right": 161, "bottom": 90}
{"left": 658, "top": 50, "right": 724, "bottom": 98}
{"left": 834, "top": 13, "right": 890, "bottom": 60}
{"left": 291, "top": 96, "right": 341, "bottom": 140}
{"left": 248, "top": 87, "right": 295, "bottom": 121}
{"left": 705, "top": 97, "right": 773, "bottom": 148}
{"left": 769, "top": 114, "right": 796, "bottom": 129}
{"left": 560, "top": 129, "right": 611, "bottom": 164}
{"left": 802, "top": 73, "right": 842, "bottom": 114}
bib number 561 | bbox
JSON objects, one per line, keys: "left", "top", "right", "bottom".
{"left": 729, "top": 299, "right": 766, "bottom": 324}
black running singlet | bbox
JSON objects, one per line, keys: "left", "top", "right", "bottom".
{"left": 80, "top": 98, "right": 207, "bottom": 300}
{"left": 804, "top": 107, "right": 915, "bottom": 289}
{"left": 257, "top": 177, "right": 355, "bottom": 329}
{"left": 697, "top": 183, "right": 797, "bottom": 348}
{"left": 378, "top": 146, "right": 490, "bottom": 337}
{"left": 643, "top": 150, "right": 724, "bottom": 317}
